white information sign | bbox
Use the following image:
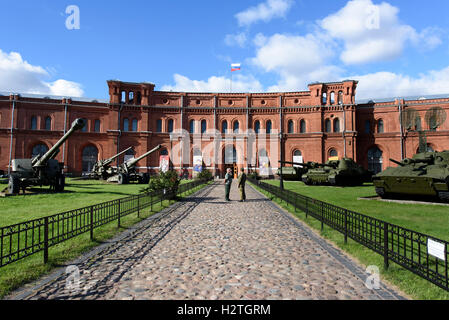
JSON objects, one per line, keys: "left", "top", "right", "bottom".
{"left": 293, "top": 156, "right": 303, "bottom": 167}
{"left": 427, "top": 238, "right": 446, "bottom": 261}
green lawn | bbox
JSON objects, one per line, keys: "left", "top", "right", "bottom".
{"left": 0, "top": 178, "right": 207, "bottom": 298}
{"left": 253, "top": 180, "right": 449, "bottom": 300}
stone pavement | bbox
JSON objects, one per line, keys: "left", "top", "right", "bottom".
{"left": 9, "top": 181, "right": 406, "bottom": 300}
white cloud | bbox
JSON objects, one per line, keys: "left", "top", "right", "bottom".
{"left": 0, "top": 49, "right": 84, "bottom": 97}
{"left": 235, "top": 0, "right": 293, "bottom": 27}
{"left": 353, "top": 66, "right": 449, "bottom": 100}
{"left": 224, "top": 32, "right": 247, "bottom": 48}
{"left": 161, "top": 73, "right": 264, "bottom": 93}
{"left": 319, "top": 0, "right": 442, "bottom": 65}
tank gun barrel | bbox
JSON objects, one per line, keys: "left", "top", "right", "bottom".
{"left": 124, "top": 144, "right": 162, "bottom": 168}
{"left": 278, "top": 160, "right": 321, "bottom": 168}
{"left": 32, "top": 118, "right": 85, "bottom": 167}
{"left": 390, "top": 158, "right": 404, "bottom": 167}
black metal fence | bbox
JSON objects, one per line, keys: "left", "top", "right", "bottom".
{"left": 0, "top": 178, "right": 211, "bottom": 268}
{"left": 249, "top": 178, "right": 449, "bottom": 292}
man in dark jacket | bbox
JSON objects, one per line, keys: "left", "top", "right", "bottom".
{"left": 238, "top": 168, "right": 247, "bottom": 202}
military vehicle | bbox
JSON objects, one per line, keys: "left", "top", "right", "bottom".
{"left": 7, "top": 118, "right": 85, "bottom": 194}
{"left": 88, "top": 146, "right": 134, "bottom": 180}
{"left": 106, "top": 144, "right": 162, "bottom": 184}
{"left": 301, "top": 158, "right": 372, "bottom": 186}
{"left": 277, "top": 161, "right": 320, "bottom": 181}
{"left": 373, "top": 151, "right": 449, "bottom": 202}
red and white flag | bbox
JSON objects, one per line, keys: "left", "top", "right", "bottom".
{"left": 231, "top": 63, "right": 241, "bottom": 72}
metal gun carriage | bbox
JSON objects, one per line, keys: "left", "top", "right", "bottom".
{"left": 7, "top": 118, "right": 85, "bottom": 194}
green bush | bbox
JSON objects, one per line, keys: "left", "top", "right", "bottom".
{"left": 248, "top": 171, "right": 260, "bottom": 180}
{"left": 144, "top": 170, "right": 180, "bottom": 198}
{"left": 196, "top": 169, "right": 212, "bottom": 181}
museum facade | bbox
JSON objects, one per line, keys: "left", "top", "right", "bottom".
{"left": 1, "top": 79, "right": 449, "bottom": 178}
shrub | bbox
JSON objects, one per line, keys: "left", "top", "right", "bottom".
{"left": 196, "top": 169, "right": 212, "bottom": 181}
{"left": 144, "top": 170, "right": 180, "bottom": 199}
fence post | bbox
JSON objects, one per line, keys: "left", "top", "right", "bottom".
{"left": 137, "top": 195, "right": 140, "bottom": 219}
{"left": 90, "top": 206, "right": 94, "bottom": 241}
{"left": 150, "top": 193, "right": 153, "bottom": 212}
{"left": 321, "top": 202, "right": 324, "bottom": 231}
{"left": 344, "top": 209, "right": 348, "bottom": 244}
{"left": 384, "top": 222, "right": 389, "bottom": 269}
{"left": 44, "top": 217, "right": 49, "bottom": 264}
{"left": 305, "top": 198, "right": 308, "bottom": 218}
{"left": 117, "top": 199, "right": 121, "bottom": 228}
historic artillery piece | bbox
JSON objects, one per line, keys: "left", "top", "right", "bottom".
{"left": 105, "top": 144, "right": 163, "bottom": 184}
{"left": 7, "top": 118, "right": 85, "bottom": 194}
{"left": 277, "top": 160, "right": 321, "bottom": 181}
{"left": 87, "top": 146, "right": 134, "bottom": 180}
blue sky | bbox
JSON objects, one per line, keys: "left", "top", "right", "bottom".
{"left": 1, "top": 0, "right": 449, "bottom": 100}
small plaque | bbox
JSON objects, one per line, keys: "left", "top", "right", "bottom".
{"left": 427, "top": 239, "right": 446, "bottom": 261}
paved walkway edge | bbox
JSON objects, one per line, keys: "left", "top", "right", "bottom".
{"left": 248, "top": 183, "right": 408, "bottom": 300}
{"left": 5, "top": 183, "right": 215, "bottom": 300}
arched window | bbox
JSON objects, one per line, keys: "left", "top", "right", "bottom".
{"left": 201, "top": 120, "right": 207, "bottom": 134}
{"left": 31, "top": 116, "right": 37, "bottom": 130}
{"left": 94, "top": 120, "right": 101, "bottom": 132}
{"left": 338, "top": 91, "right": 343, "bottom": 105}
{"left": 254, "top": 120, "right": 260, "bottom": 134}
{"left": 167, "top": 119, "right": 174, "bottom": 133}
{"left": 121, "top": 91, "right": 126, "bottom": 103}
{"left": 266, "top": 120, "right": 272, "bottom": 134}
{"left": 32, "top": 144, "right": 49, "bottom": 158}
{"left": 377, "top": 119, "right": 384, "bottom": 133}
{"left": 333, "top": 118, "right": 340, "bottom": 133}
{"left": 45, "top": 117, "right": 51, "bottom": 130}
{"left": 129, "top": 92, "right": 134, "bottom": 104}
{"left": 132, "top": 119, "right": 138, "bottom": 132}
{"left": 225, "top": 145, "right": 237, "bottom": 164}
{"left": 300, "top": 119, "right": 306, "bottom": 133}
{"left": 368, "top": 147, "right": 383, "bottom": 174}
{"left": 82, "top": 145, "right": 98, "bottom": 173}
{"left": 429, "top": 115, "right": 437, "bottom": 132}
{"left": 124, "top": 148, "right": 135, "bottom": 162}
{"left": 189, "top": 120, "right": 195, "bottom": 134}
{"left": 415, "top": 117, "right": 422, "bottom": 131}
{"left": 160, "top": 148, "right": 169, "bottom": 156}
{"left": 322, "top": 92, "right": 327, "bottom": 105}
{"left": 123, "top": 118, "right": 129, "bottom": 132}
{"left": 364, "top": 120, "right": 371, "bottom": 134}
{"left": 329, "top": 148, "right": 338, "bottom": 159}
{"left": 288, "top": 120, "right": 294, "bottom": 134}
{"left": 136, "top": 92, "right": 142, "bottom": 105}
{"left": 156, "top": 119, "right": 162, "bottom": 133}
{"left": 221, "top": 120, "right": 227, "bottom": 134}
{"left": 293, "top": 150, "right": 302, "bottom": 156}
{"left": 325, "top": 119, "right": 331, "bottom": 133}
{"left": 330, "top": 92, "right": 335, "bottom": 105}
{"left": 233, "top": 121, "right": 239, "bottom": 133}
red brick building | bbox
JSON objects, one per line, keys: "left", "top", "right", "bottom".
{"left": 1, "top": 79, "right": 448, "bottom": 178}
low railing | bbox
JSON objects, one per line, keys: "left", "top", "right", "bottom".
{"left": 248, "top": 178, "right": 449, "bottom": 292}
{"left": 0, "top": 178, "right": 212, "bottom": 268}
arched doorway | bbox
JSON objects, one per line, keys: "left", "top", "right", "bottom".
{"left": 31, "top": 144, "right": 49, "bottom": 158}
{"left": 222, "top": 145, "right": 238, "bottom": 178}
{"left": 82, "top": 145, "right": 98, "bottom": 173}
{"left": 368, "top": 147, "right": 383, "bottom": 174}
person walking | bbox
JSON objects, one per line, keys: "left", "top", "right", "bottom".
{"left": 238, "top": 168, "right": 247, "bottom": 202}
{"left": 224, "top": 168, "right": 233, "bottom": 201}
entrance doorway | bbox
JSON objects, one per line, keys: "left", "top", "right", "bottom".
{"left": 223, "top": 145, "right": 238, "bottom": 178}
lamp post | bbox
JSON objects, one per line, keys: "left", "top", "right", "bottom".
{"left": 279, "top": 132, "right": 284, "bottom": 190}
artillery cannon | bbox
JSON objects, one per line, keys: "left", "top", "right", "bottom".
{"left": 373, "top": 151, "right": 449, "bottom": 202}
{"left": 276, "top": 160, "right": 321, "bottom": 181}
{"left": 7, "top": 118, "right": 85, "bottom": 194}
{"left": 106, "top": 144, "right": 162, "bottom": 184}
{"left": 88, "top": 147, "right": 134, "bottom": 180}
{"left": 301, "top": 158, "right": 372, "bottom": 186}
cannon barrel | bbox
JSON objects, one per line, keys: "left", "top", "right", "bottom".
{"left": 279, "top": 160, "right": 322, "bottom": 168}
{"left": 101, "top": 147, "right": 133, "bottom": 167}
{"left": 390, "top": 158, "right": 404, "bottom": 167}
{"left": 32, "top": 118, "right": 85, "bottom": 167}
{"left": 124, "top": 144, "right": 163, "bottom": 168}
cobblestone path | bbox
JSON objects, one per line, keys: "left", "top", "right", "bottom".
{"left": 10, "top": 181, "right": 405, "bottom": 300}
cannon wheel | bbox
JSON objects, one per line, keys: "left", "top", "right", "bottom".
{"left": 55, "top": 174, "right": 65, "bottom": 192}
{"left": 117, "top": 173, "right": 129, "bottom": 185}
{"left": 8, "top": 176, "right": 20, "bottom": 194}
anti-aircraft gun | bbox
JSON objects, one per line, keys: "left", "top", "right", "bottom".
{"left": 106, "top": 144, "right": 162, "bottom": 184}
{"left": 301, "top": 158, "right": 372, "bottom": 186}
{"left": 7, "top": 118, "right": 85, "bottom": 194}
{"left": 88, "top": 147, "right": 134, "bottom": 180}
{"left": 277, "top": 160, "right": 321, "bottom": 181}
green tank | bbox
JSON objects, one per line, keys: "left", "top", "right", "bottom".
{"left": 301, "top": 158, "right": 372, "bottom": 186}
{"left": 276, "top": 161, "right": 320, "bottom": 181}
{"left": 372, "top": 151, "right": 449, "bottom": 202}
